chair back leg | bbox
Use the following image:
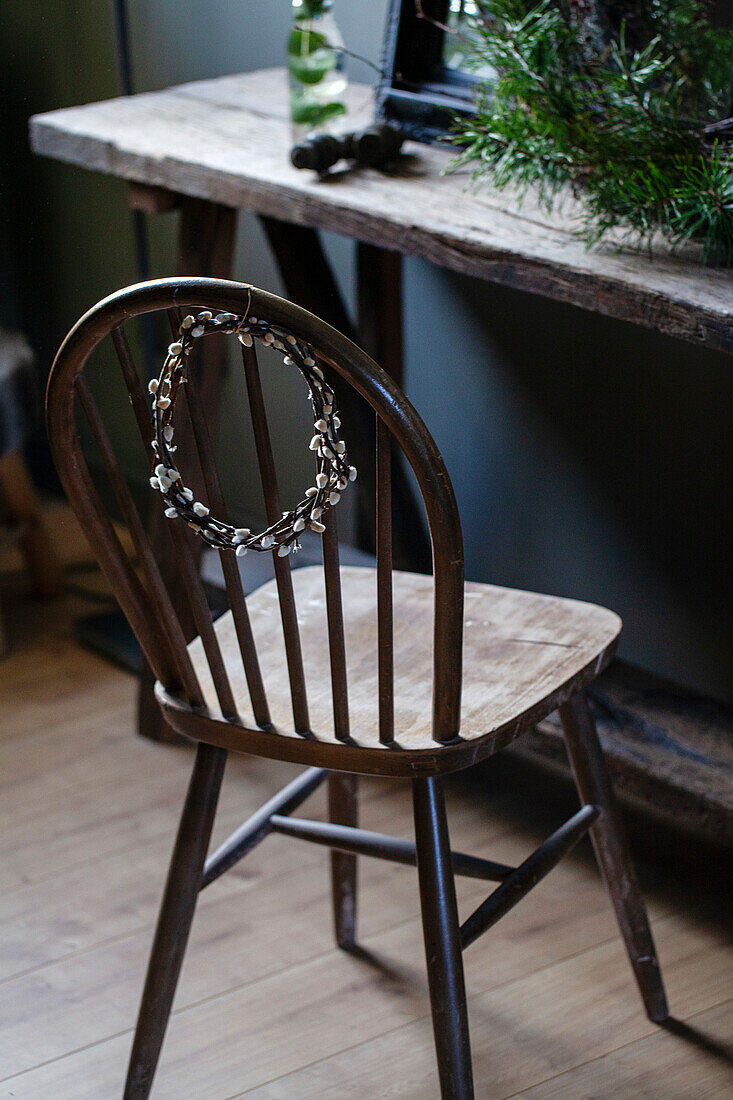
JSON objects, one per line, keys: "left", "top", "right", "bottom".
{"left": 559, "top": 691, "right": 669, "bottom": 1023}
{"left": 413, "top": 777, "right": 475, "bottom": 1100}
{"left": 124, "top": 743, "right": 227, "bottom": 1099}
{"left": 328, "top": 773, "right": 359, "bottom": 950}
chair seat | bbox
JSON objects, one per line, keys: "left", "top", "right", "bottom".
{"left": 158, "top": 566, "right": 620, "bottom": 775}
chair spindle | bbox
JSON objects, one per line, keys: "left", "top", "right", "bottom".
{"left": 376, "top": 415, "right": 394, "bottom": 744}
{"left": 181, "top": 379, "right": 271, "bottom": 729}
{"left": 110, "top": 323, "right": 237, "bottom": 720}
{"left": 75, "top": 375, "right": 204, "bottom": 707}
{"left": 240, "top": 343, "right": 310, "bottom": 735}
{"left": 111, "top": 327, "right": 158, "bottom": 462}
{"left": 321, "top": 514, "right": 350, "bottom": 742}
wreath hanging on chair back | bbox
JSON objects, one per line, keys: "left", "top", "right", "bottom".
{"left": 451, "top": 0, "right": 733, "bottom": 264}
{"left": 148, "top": 308, "right": 356, "bottom": 557}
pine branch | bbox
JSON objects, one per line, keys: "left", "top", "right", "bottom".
{"left": 452, "top": 0, "right": 733, "bottom": 264}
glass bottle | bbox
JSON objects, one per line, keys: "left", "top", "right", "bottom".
{"left": 288, "top": 0, "right": 348, "bottom": 143}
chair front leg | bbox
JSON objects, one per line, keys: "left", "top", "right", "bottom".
{"left": 124, "top": 743, "right": 227, "bottom": 1099}
{"left": 413, "top": 776, "right": 475, "bottom": 1100}
{"left": 328, "top": 772, "right": 358, "bottom": 950}
{"left": 559, "top": 691, "right": 668, "bottom": 1022}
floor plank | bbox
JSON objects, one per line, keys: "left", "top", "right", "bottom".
{"left": 511, "top": 1000, "right": 733, "bottom": 1099}
{"left": 1, "top": 506, "right": 729, "bottom": 1098}
{"left": 239, "top": 919, "right": 732, "bottom": 1100}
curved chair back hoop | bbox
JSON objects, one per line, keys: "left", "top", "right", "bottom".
{"left": 47, "top": 278, "right": 464, "bottom": 742}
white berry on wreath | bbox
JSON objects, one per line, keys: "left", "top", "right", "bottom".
{"left": 149, "top": 307, "right": 354, "bottom": 555}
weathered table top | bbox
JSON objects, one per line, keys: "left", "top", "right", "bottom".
{"left": 31, "top": 67, "right": 732, "bottom": 353}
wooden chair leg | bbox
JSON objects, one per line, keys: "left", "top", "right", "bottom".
{"left": 124, "top": 743, "right": 227, "bottom": 1099}
{"left": 328, "top": 772, "right": 358, "bottom": 950}
{"left": 558, "top": 691, "right": 669, "bottom": 1023}
{"left": 413, "top": 777, "right": 474, "bottom": 1100}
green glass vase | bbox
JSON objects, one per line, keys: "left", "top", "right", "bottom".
{"left": 288, "top": 0, "right": 347, "bottom": 142}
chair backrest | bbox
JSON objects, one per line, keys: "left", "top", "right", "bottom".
{"left": 47, "top": 278, "right": 464, "bottom": 743}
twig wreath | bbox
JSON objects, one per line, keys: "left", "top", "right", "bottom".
{"left": 148, "top": 306, "right": 356, "bottom": 557}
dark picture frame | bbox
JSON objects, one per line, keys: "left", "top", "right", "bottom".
{"left": 376, "top": 0, "right": 480, "bottom": 143}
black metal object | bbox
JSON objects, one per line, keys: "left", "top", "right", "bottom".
{"left": 460, "top": 803, "right": 600, "bottom": 951}
{"left": 413, "top": 776, "right": 475, "bottom": 1099}
{"left": 291, "top": 123, "right": 405, "bottom": 174}
{"left": 376, "top": 0, "right": 478, "bottom": 143}
{"left": 201, "top": 766, "right": 328, "bottom": 889}
{"left": 269, "top": 813, "right": 514, "bottom": 880}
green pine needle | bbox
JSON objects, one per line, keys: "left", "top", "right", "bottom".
{"left": 452, "top": 0, "right": 733, "bottom": 264}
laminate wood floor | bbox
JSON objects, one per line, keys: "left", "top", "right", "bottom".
{"left": 1, "top": 506, "right": 731, "bottom": 1098}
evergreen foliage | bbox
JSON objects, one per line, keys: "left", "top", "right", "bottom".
{"left": 453, "top": 0, "right": 733, "bottom": 263}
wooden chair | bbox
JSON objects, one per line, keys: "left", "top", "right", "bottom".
{"left": 47, "top": 277, "right": 668, "bottom": 1100}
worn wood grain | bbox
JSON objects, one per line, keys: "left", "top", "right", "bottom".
{"left": 514, "top": 1000, "right": 733, "bottom": 1099}
{"left": 29, "top": 69, "right": 733, "bottom": 354}
{"left": 237, "top": 919, "right": 731, "bottom": 1100}
{"left": 0, "top": 790, "right": 625, "bottom": 1081}
{"left": 169, "top": 565, "right": 619, "bottom": 760}
{"left": 5, "top": 912, "right": 728, "bottom": 1098}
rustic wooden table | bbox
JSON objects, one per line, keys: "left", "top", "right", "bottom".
{"left": 29, "top": 70, "right": 733, "bottom": 840}
{"left": 30, "top": 67, "right": 732, "bottom": 353}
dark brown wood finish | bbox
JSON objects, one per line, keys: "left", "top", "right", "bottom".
{"left": 268, "top": 813, "right": 513, "bottom": 881}
{"left": 74, "top": 376, "right": 204, "bottom": 708}
{"left": 138, "top": 195, "right": 238, "bottom": 742}
{"left": 47, "top": 277, "right": 667, "bottom": 1100}
{"left": 48, "top": 277, "right": 465, "bottom": 755}
{"left": 322, "top": 515, "right": 350, "bottom": 743}
{"left": 202, "top": 766, "right": 328, "bottom": 889}
{"left": 168, "top": 521, "right": 240, "bottom": 723}
{"left": 559, "top": 691, "right": 669, "bottom": 1023}
{"left": 111, "top": 321, "right": 239, "bottom": 723}
{"left": 321, "top": 516, "right": 359, "bottom": 948}
{"left": 356, "top": 241, "right": 432, "bottom": 574}
{"left": 376, "top": 415, "right": 395, "bottom": 744}
{"left": 327, "top": 772, "right": 359, "bottom": 951}
{"left": 460, "top": 803, "right": 600, "bottom": 950}
{"left": 181, "top": 378, "right": 270, "bottom": 728}
{"left": 413, "top": 776, "right": 474, "bottom": 1100}
{"left": 240, "top": 342, "right": 311, "bottom": 735}
{"left": 111, "top": 327, "right": 158, "bottom": 456}
{"left": 111, "top": 321, "right": 201, "bottom": 667}
{"left": 123, "top": 742, "right": 227, "bottom": 1100}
